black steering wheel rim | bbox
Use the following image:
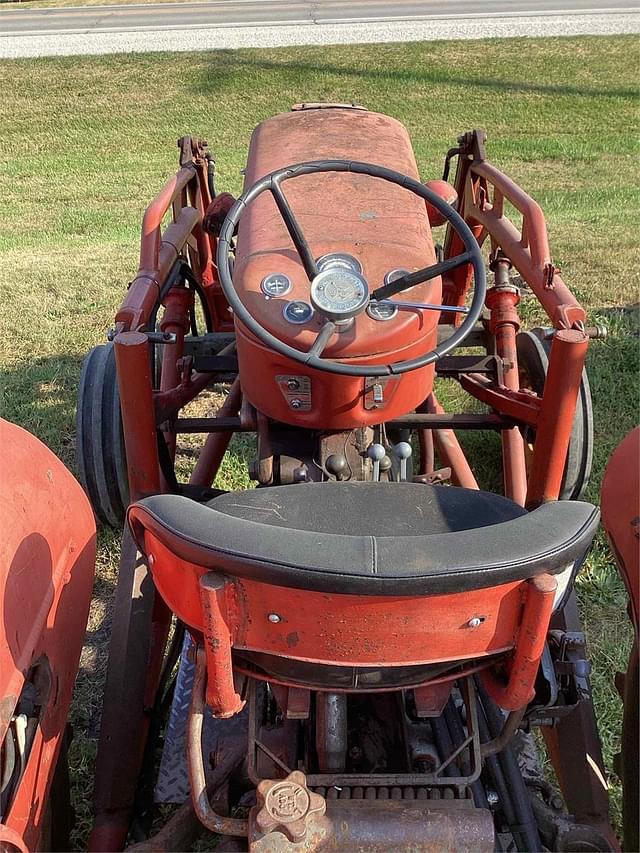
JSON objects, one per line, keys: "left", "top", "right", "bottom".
{"left": 217, "top": 159, "right": 486, "bottom": 377}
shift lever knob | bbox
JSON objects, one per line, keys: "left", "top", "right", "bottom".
{"left": 367, "top": 443, "right": 386, "bottom": 482}
{"left": 394, "top": 441, "right": 412, "bottom": 481}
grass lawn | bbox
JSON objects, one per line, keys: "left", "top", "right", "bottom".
{"left": 0, "top": 36, "right": 638, "bottom": 849}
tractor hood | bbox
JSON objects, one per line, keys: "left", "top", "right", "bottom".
{"left": 233, "top": 105, "right": 440, "bottom": 359}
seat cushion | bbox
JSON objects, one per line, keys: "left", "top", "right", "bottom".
{"left": 210, "top": 481, "right": 526, "bottom": 535}
{"left": 128, "top": 482, "right": 599, "bottom": 596}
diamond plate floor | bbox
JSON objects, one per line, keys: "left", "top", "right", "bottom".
{"left": 155, "top": 633, "right": 248, "bottom": 803}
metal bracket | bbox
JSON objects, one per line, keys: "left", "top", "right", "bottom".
{"left": 436, "top": 354, "right": 504, "bottom": 385}
{"left": 363, "top": 375, "right": 400, "bottom": 410}
{"left": 276, "top": 375, "right": 312, "bottom": 411}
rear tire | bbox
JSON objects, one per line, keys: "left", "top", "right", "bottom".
{"left": 516, "top": 328, "right": 593, "bottom": 500}
{"left": 39, "top": 728, "right": 74, "bottom": 852}
{"left": 76, "top": 343, "right": 129, "bottom": 527}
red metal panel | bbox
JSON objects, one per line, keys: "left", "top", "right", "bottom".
{"left": 235, "top": 324, "right": 436, "bottom": 429}
{"left": 141, "top": 532, "right": 525, "bottom": 668}
{"left": 601, "top": 427, "right": 640, "bottom": 630}
{"left": 0, "top": 420, "right": 95, "bottom": 850}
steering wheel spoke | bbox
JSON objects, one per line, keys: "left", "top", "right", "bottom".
{"left": 305, "top": 320, "right": 337, "bottom": 361}
{"left": 371, "top": 251, "right": 473, "bottom": 301}
{"left": 270, "top": 179, "right": 319, "bottom": 280}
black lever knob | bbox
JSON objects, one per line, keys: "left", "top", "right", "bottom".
{"left": 326, "top": 454, "right": 348, "bottom": 481}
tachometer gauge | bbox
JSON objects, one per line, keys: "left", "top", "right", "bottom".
{"left": 316, "top": 253, "right": 363, "bottom": 274}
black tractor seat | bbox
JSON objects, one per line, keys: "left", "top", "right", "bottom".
{"left": 128, "top": 482, "right": 599, "bottom": 596}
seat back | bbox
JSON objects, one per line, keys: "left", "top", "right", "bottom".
{"left": 136, "top": 525, "right": 557, "bottom": 716}
{"left": 129, "top": 488, "right": 599, "bottom": 715}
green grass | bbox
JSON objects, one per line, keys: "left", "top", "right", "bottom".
{"left": 0, "top": 36, "right": 638, "bottom": 849}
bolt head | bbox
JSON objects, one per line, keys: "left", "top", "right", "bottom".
{"left": 268, "top": 613, "right": 281, "bottom": 624}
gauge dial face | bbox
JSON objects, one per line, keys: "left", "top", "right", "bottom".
{"left": 384, "top": 268, "right": 411, "bottom": 285}
{"left": 316, "top": 252, "right": 363, "bottom": 274}
{"left": 367, "top": 301, "right": 398, "bottom": 321}
{"left": 283, "top": 300, "right": 314, "bottom": 324}
{"left": 261, "top": 273, "right": 292, "bottom": 297}
{"left": 310, "top": 268, "right": 370, "bottom": 320}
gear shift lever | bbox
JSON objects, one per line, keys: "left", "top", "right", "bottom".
{"left": 367, "top": 443, "right": 386, "bottom": 482}
{"left": 393, "top": 442, "right": 412, "bottom": 481}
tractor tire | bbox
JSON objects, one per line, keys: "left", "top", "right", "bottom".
{"left": 76, "top": 343, "right": 129, "bottom": 527}
{"left": 39, "top": 727, "right": 74, "bottom": 852}
{"left": 516, "top": 328, "right": 593, "bottom": 500}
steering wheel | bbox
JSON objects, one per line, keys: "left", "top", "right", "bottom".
{"left": 217, "top": 160, "right": 486, "bottom": 377}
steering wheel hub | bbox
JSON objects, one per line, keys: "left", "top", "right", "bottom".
{"left": 310, "top": 267, "right": 369, "bottom": 321}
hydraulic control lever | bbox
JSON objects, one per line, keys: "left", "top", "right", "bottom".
{"left": 367, "top": 443, "right": 386, "bottom": 481}
{"left": 393, "top": 442, "right": 413, "bottom": 481}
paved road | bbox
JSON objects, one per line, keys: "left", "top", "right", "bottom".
{"left": 1, "top": 0, "right": 638, "bottom": 57}
{"left": 2, "top": 0, "right": 638, "bottom": 34}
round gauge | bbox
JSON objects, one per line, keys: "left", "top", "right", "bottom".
{"left": 283, "top": 300, "right": 314, "bottom": 325}
{"left": 316, "top": 252, "right": 363, "bottom": 274}
{"left": 384, "top": 268, "right": 411, "bottom": 285}
{"left": 310, "top": 267, "right": 369, "bottom": 321}
{"left": 367, "top": 301, "right": 398, "bottom": 321}
{"left": 261, "top": 273, "right": 292, "bottom": 298}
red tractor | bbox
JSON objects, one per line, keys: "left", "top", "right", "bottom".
{"left": 77, "top": 104, "right": 618, "bottom": 852}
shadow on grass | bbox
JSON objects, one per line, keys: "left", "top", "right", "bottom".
{"left": 194, "top": 50, "right": 638, "bottom": 101}
{"left": 0, "top": 353, "right": 84, "bottom": 471}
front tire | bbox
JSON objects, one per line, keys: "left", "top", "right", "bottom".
{"left": 76, "top": 343, "right": 129, "bottom": 527}
{"left": 516, "top": 328, "right": 593, "bottom": 500}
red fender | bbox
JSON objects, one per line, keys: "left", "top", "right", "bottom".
{"left": 0, "top": 419, "right": 96, "bottom": 851}
{"left": 601, "top": 427, "right": 640, "bottom": 631}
